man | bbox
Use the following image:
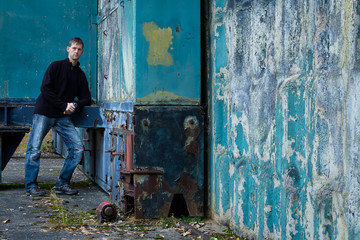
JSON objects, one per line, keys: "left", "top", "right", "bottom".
{"left": 25, "top": 37, "right": 92, "bottom": 196}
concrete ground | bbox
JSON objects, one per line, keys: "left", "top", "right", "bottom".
{"left": 0, "top": 156, "right": 237, "bottom": 240}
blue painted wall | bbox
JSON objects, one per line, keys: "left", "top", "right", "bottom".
{"left": 0, "top": 0, "right": 97, "bottom": 99}
{"left": 135, "top": 0, "right": 201, "bottom": 105}
{"left": 208, "top": 0, "right": 360, "bottom": 239}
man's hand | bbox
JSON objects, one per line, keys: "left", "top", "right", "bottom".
{"left": 63, "top": 102, "right": 76, "bottom": 115}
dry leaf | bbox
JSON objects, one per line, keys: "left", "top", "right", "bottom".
{"left": 182, "top": 229, "right": 192, "bottom": 237}
{"left": 2, "top": 219, "right": 10, "bottom": 224}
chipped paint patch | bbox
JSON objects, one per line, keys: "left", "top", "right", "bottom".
{"left": 136, "top": 90, "right": 198, "bottom": 105}
{"left": 208, "top": 0, "right": 360, "bottom": 239}
{"left": 143, "top": 22, "right": 173, "bottom": 66}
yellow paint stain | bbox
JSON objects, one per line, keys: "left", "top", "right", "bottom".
{"left": 143, "top": 22, "right": 173, "bottom": 66}
{"left": 137, "top": 90, "right": 198, "bottom": 104}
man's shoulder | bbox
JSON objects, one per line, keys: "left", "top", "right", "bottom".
{"left": 47, "top": 59, "right": 70, "bottom": 72}
{"left": 50, "top": 58, "right": 68, "bottom": 66}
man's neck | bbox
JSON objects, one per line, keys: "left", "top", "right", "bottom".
{"left": 68, "top": 57, "right": 78, "bottom": 66}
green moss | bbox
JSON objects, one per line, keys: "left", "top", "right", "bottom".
{"left": 0, "top": 182, "right": 25, "bottom": 189}
{"left": 0, "top": 179, "right": 93, "bottom": 191}
{"left": 153, "top": 234, "right": 165, "bottom": 239}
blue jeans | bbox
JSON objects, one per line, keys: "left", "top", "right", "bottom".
{"left": 25, "top": 114, "right": 84, "bottom": 191}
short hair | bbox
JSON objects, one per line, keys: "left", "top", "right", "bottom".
{"left": 69, "top": 37, "right": 84, "bottom": 48}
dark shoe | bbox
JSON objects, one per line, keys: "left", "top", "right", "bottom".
{"left": 53, "top": 185, "right": 78, "bottom": 195}
{"left": 26, "top": 187, "right": 46, "bottom": 196}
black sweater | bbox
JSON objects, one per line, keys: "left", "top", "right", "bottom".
{"left": 34, "top": 58, "right": 92, "bottom": 118}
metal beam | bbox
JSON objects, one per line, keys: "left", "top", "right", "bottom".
{"left": 1, "top": 105, "right": 104, "bottom": 128}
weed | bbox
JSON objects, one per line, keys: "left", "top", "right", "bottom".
{"left": 210, "top": 227, "right": 242, "bottom": 240}
{"left": 161, "top": 216, "right": 178, "bottom": 228}
{"left": 181, "top": 216, "right": 204, "bottom": 223}
{"left": 40, "top": 139, "right": 54, "bottom": 153}
{"left": 46, "top": 190, "right": 97, "bottom": 229}
{"left": 15, "top": 130, "right": 54, "bottom": 154}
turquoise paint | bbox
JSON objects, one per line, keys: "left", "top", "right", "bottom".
{"left": 219, "top": 154, "right": 231, "bottom": 212}
{"left": 233, "top": 172, "right": 241, "bottom": 226}
{"left": 0, "top": 0, "right": 96, "bottom": 99}
{"left": 208, "top": 0, "right": 360, "bottom": 238}
{"left": 233, "top": 116, "right": 249, "bottom": 161}
{"left": 275, "top": 95, "right": 284, "bottom": 179}
{"left": 285, "top": 82, "right": 307, "bottom": 239}
{"left": 213, "top": 94, "right": 228, "bottom": 214}
{"left": 305, "top": 79, "right": 316, "bottom": 182}
{"left": 258, "top": 161, "right": 275, "bottom": 237}
{"left": 214, "top": 24, "right": 227, "bottom": 73}
{"left": 241, "top": 156, "right": 258, "bottom": 230}
{"left": 307, "top": 50, "right": 313, "bottom": 73}
{"left": 135, "top": 0, "right": 200, "bottom": 104}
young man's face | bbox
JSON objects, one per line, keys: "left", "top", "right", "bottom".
{"left": 67, "top": 42, "right": 84, "bottom": 62}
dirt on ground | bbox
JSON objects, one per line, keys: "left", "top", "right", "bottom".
{"left": 1, "top": 156, "right": 241, "bottom": 240}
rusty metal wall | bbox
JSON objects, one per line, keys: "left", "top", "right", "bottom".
{"left": 131, "top": 106, "right": 204, "bottom": 218}
{"left": 94, "top": 0, "right": 203, "bottom": 218}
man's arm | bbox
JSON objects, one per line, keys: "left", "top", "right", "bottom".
{"left": 74, "top": 73, "right": 92, "bottom": 108}
{"left": 40, "top": 63, "right": 67, "bottom": 112}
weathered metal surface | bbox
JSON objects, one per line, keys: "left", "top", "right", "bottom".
{"left": 95, "top": 0, "right": 203, "bottom": 219}
{"left": 2, "top": 0, "right": 202, "bottom": 223}
{"left": 93, "top": 100, "right": 133, "bottom": 205}
{"left": 97, "top": 0, "right": 134, "bottom": 101}
{"left": 0, "top": 0, "right": 97, "bottom": 98}
{"left": 208, "top": 0, "right": 360, "bottom": 239}
{"left": 126, "top": 106, "right": 204, "bottom": 218}
{"left": 96, "top": 201, "right": 118, "bottom": 223}
{"left": 135, "top": 0, "right": 201, "bottom": 105}
{"left": 1, "top": 103, "right": 104, "bottom": 128}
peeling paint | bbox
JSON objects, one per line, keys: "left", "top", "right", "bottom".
{"left": 208, "top": 0, "right": 360, "bottom": 239}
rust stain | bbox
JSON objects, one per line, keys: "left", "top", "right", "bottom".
{"left": 184, "top": 119, "right": 201, "bottom": 154}
{"left": 129, "top": 171, "right": 202, "bottom": 218}
{"left": 93, "top": 118, "right": 99, "bottom": 127}
{"left": 175, "top": 172, "right": 199, "bottom": 216}
{"left": 134, "top": 174, "right": 161, "bottom": 199}
{"left": 186, "top": 141, "right": 200, "bottom": 154}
